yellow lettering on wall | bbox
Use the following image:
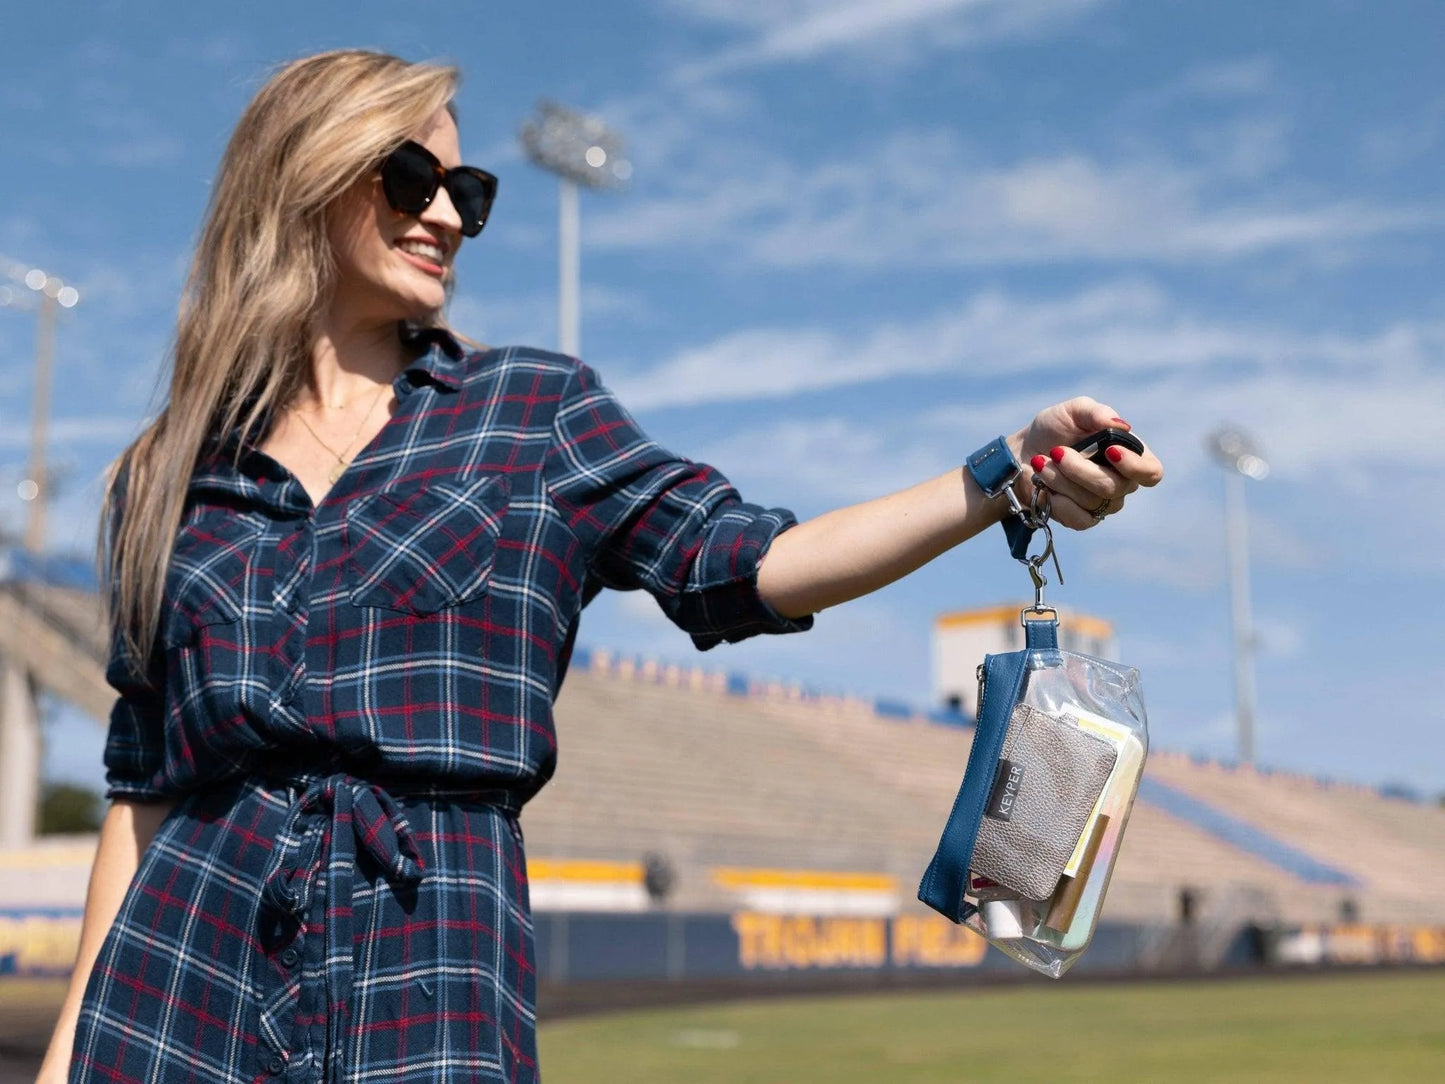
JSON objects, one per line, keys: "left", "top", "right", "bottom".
{"left": 1415, "top": 926, "right": 1445, "bottom": 964}
{"left": 890, "top": 915, "right": 987, "bottom": 968}
{"left": 0, "top": 915, "right": 81, "bottom": 975}
{"left": 731, "top": 913, "right": 888, "bottom": 970}
{"left": 1305, "top": 923, "right": 1445, "bottom": 966}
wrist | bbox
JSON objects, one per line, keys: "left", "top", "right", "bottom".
{"left": 964, "top": 435, "right": 1025, "bottom": 522}
{"left": 1005, "top": 429, "right": 1031, "bottom": 508}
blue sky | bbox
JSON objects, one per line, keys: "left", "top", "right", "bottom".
{"left": 2, "top": 0, "right": 1442, "bottom": 795}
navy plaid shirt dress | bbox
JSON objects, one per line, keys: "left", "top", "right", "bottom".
{"left": 74, "top": 332, "right": 811, "bottom": 1083}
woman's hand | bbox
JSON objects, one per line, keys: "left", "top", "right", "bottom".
{"left": 1009, "top": 397, "right": 1164, "bottom": 531}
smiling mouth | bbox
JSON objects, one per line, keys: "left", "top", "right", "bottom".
{"left": 396, "top": 238, "right": 448, "bottom": 272}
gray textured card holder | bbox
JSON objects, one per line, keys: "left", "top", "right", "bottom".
{"left": 970, "top": 704, "right": 1118, "bottom": 900}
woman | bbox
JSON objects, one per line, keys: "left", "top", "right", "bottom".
{"left": 39, "top": 49, "right": 1162, "bottom": 1083}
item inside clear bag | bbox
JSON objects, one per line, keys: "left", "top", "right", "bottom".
{"left": 963, "top": 650, "right": 1148, "bottom": 978}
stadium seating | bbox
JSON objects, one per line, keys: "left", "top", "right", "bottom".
{"left": 4, "top": 645, "right": 1441, "bottom": 931}
{"left": 1144, "top": 754, "right": 1445, "bottom": 922}
{"left": 522, "top": 653, "right": 1445, "bottom": 926}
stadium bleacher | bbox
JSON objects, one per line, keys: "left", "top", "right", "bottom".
{"left": 4, "top": 643, "right": 1443, "bottom": 937}
{"left": 519, "top": 648, "right": 1445, "bottom": 926}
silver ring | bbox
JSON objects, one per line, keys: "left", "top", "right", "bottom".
{"left": 1090, "top": 497, "right": 1112, "bottom": 524}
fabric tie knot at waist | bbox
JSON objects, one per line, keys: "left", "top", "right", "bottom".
{"left": 256, "top": 772, "right": 427, "bottom": 1079}
{"left": 260, "top": 773, "right": 425, "bottom": 919}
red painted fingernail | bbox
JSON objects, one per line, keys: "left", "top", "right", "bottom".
{"left": 1049, "top": 446, "right": 1066, "bottom": 463}
{"left": 1030, "top": 454, "right": 1048, "bottom": 472}
{"left": 1106, "top": 445, "right": 1124, "bottom": 464}
{"left": 1110, "top": 417, "right": 1131, "bottom": 430}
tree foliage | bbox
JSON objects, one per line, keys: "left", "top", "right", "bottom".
{"left": 39, "top": 781, "right": 103, "bottom": 834}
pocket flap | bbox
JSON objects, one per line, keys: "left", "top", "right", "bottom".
{"left": 345, "top": 474, "right": 510, "bottom": 614}
{"left": 162, "top": 517, "right": 261, "bottom": 647}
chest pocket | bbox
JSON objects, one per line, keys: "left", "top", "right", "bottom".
{"left": 344, "top": 474, "right": 510, "bottom": 615}
{"left": 162, "top": 514, "right": 263, "bottom": 649}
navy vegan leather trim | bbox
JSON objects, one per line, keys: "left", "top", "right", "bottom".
{"left": 966, "top": 435, "right": 1043, "bottom": 562}
{"left": 918, "top": 649, "right": 1029, "bottom": 922}
{"left": 1025, "top": 616, "right": 1060, "bottom": 651}
{"left": 1003, "top": 515, "right": 1036, "bottom": 561}
{"left": 918, "top": 618, "right": 1058, "bottom": 923}
{"left": 966, "top": 436, "right": 1020, "bottom": 499}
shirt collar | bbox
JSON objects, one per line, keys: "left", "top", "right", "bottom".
{"left": 189, "top": 448, "right": 300, "bottom": 511}
{"left": 193, "top": 324, "right": 468, "bottom": 510}
{"left": 399, "top": 323, "right": 466, "bottom": 392}
{"left": 192, "top": 424, "right": 308, "bottom": 514}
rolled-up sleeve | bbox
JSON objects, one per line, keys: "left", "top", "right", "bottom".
{"left": 102, "top": 632, "right": 171, "bottom": 801}
{"left": 100, "top": 477, "right": 172, "bottom": 802}
{"left": 544, "top": 361, "right": 813, "bottom": 650}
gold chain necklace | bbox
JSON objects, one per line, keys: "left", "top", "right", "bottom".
{"left": 290, "top": 380, "right": 390, "bottom": 483}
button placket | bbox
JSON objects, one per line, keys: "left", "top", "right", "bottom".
{"left": 270, "top": 520, "right": 313, "bottom": 730}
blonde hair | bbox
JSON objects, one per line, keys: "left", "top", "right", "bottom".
{"left": 104, "top": 49, "right": 459, "bottom": 670}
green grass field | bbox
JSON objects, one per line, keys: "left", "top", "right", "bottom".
{"left": 538, "top": 972, "right": 1445, "bottom": 1082}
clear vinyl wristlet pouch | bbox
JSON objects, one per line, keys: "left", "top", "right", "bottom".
{"left": 919, "top": 435, "right": 1150, "bottom": 978}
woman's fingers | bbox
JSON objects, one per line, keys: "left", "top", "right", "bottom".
{"left": 1035, "top": 444, "right": 1135, "bottom": 500}
{"left": 1106, "top": 443, "right": 1165, "bottom": 488}
{"left": 1028, "top": 442, "right": 1156, "bottom": 530}
{"left": 1014, "top": 398, "right": 1165, "bottom": 530}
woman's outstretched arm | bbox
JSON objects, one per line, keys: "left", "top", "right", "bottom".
{"left": 756, "top": 397, "right": 1164, "bottom": 618}
{"left": 35, "top": 798, "right": 176, "bottom": 1084}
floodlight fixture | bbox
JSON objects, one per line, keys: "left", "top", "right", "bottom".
{"left": 519, "top": 101, "right": 631, "bottom": 358}
{"left": 1208, "top": 425, "right": 1269, "bottom": 480}
{"left": 521, "top": 100, "right": 632, "bottom": 189}
{"left": 0, "top": 256, "right": 80, "bottom": 311}
{"left": 0, "top": 256, "right": 81, "bottom": 552}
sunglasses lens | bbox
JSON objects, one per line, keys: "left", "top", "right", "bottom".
{"left": 446, "top": 171, "right": 497, "bottom": 238}
{"left": 380, "top": 144, "right": 438, "bottom": 214}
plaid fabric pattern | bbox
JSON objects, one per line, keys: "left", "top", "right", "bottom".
{"left": 76, "top": 334, "right": 810, "bottom": 1083}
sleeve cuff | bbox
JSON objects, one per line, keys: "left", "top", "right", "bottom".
{"left": 686, "top": 509, "right": 815, "bottom": 651}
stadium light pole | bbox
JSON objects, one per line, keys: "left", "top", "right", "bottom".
{"left": 1207, "top": 426, "right": 1268, "bottom": 767}
{"left": 1, "top": 254, "right": 81, "bottom": 554}
{"left": 0, "top": 255, "right": 78, "bottom": 848}
{"left": 520, "top": 101, "right": 631, "bottom": 358}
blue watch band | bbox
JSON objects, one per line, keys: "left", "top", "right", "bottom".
{"left": 965, "top": 436, "right": 1021, "bottom": 500}
{"left": 966, "top": 436, "right": 1036, "bottom": 560}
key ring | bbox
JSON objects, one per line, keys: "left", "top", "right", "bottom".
{"left": 1026, "top": 479, "right": 1052, "bottom": 531}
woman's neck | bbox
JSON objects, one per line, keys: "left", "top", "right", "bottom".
{"left": 305, "top": 309, "right": 411, "bottom": 410}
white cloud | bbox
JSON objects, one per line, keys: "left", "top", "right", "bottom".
{"left": 1176, "top": 57, "right": 1277, "bottom": 100}
{"left": 665, "top": 0, "right": 1110, "bottom": 80}
{"left": 1359, "top": 94, "right": 1445, "bottom": 172}
{"left": 449, "top": 282, "right": 652, "bottom": 354}
{"left": 612, "top": 277, "right": 1445, "bottom": 414}
{"left": 1253, "top": 615, "right": 1307, "bottom": 660}
{"left": 0, "top": 415, "right": 144, "bottom": 451}
{"left": 691, "top": 415, "right": 948, "bottom": 508}
{"left": 588, "top": 129, "right": 1440, "bottom": 270}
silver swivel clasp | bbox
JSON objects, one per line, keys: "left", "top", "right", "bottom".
{"left": 1020, "top": 478, "right": 1064, "bottom": 614}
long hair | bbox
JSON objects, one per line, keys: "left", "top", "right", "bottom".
{"left": 103, "top": 49, "right": 459, "bottom": 671}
